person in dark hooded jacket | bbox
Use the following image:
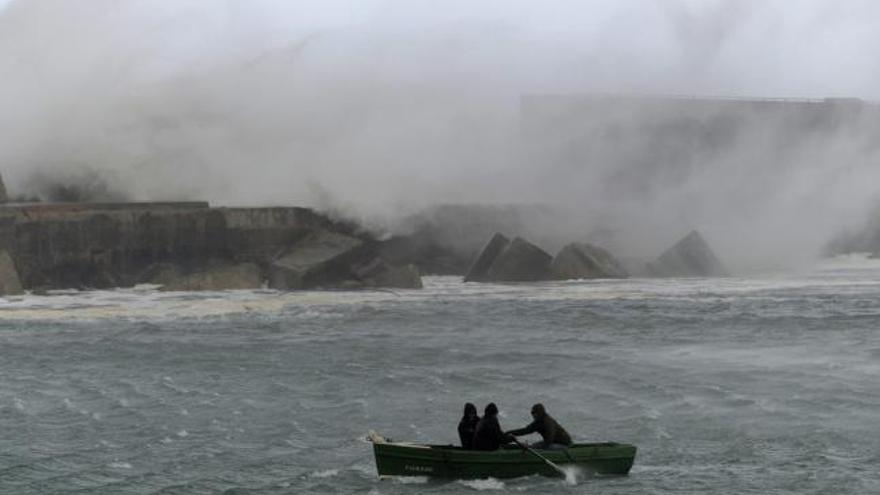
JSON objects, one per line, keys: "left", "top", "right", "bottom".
{"left": 505, "top": 403, "right": 572, "bottom": 449}
{"left": 472, "top": 403, "right": 513, "bottom": 451}
{"left": 457, "top": 403, "right": 480, "bottom": 449}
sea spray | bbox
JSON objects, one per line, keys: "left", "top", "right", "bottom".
{"left": 458, "top": 478, "right": 505, "bottom": 490}
{"left": 561, "top": 465, "right": 582, "bottom": 486}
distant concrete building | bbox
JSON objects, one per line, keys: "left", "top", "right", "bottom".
{"left": 521, "top": 94, "right": 877, "bottom": 140}
{"left": 519, "top": 94, "right": 880, "bottom": 200}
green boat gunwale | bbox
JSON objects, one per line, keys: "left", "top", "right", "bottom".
{"left": 370, "top": 436, "right": 637, "bottom": 479}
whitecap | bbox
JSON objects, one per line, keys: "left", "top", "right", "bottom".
{"left": 560, "top": 466, "right": 582, "bottom": 485}
{"left": 394, "top": 476, "right": 429, "bottom": 484}
{"left": 350, "top": 462, "right": 378, "bottom": 477}
{"left": 645, "top": 407, "right": 662, "bottom": 419}
{"left": 109, "top": 462, "right": 132, "bottom": 469}
{"left": 458, "top": 478, "right": 505, "bottom": 490}
{"left": 309, "top": 469, "right": 339, "bottom": 478}
{"left": 176, "top": 429, "right": 189, "bottom": 438}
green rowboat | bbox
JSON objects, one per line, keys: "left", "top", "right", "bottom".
{"left": 368, "top": 432, "right": 637, "bottom": 479}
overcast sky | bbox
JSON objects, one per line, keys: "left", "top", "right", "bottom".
{"left": 3, "top": 0, "right": 878, "bottom": 99}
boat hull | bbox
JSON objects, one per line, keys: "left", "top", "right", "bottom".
{"left": 372, "top": 442, "right": 636, "bottom": 479}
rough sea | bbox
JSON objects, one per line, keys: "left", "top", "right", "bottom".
{"left": 1, "top": 255, "right": 879, "bottom": 494}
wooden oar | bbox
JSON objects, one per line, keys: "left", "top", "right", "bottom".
{"left": 511, "top": 438, "right": 567, "bottom": 478}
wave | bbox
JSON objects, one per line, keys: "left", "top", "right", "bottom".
{"left": 309, "top": 468, "right": 339, "bottom": 478}
{"left": 457, "top": 478, "right": 506, "bottom": 490}
{"left": 3, "top": 264, "right": 880, "bottom": 323}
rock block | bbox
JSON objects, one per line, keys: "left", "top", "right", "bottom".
{"left": 486, "top": 236, "right": 553, "bottom": 282}
{"left": 269, "top": 230, "right": 364, "bottom": 289}
{"left": 352, "top": 257, "right": 423, "bottom": 289}
{"left": 158, "top": 262, "right": 263, "bottom": 291}
{"left": 551, "top": 242, "right": 628, "bottom": 279}
{"left": 648, "top": 230, "right": 728, "bottom": 277}
{"left": 0, "top": 250, "right": 23, "bottom": 295}
{"left": 464, "top": 233, "right": 510, "bottom": 282}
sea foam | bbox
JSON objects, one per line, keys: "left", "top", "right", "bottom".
{"left": 457, "top": 478, "right": 506, "bottom": 490}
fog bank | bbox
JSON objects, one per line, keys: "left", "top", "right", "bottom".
{"left": 2, "top": 0, "right": 880, "bottom": 271}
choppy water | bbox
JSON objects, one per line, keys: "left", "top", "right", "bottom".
{"left": 1, "top": 255, "right": 879, "bottom": 494}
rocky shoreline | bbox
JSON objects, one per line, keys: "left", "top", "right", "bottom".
{"left": 0, "top": 196, "right": 735, "bottom": 296}
{"left": 460, "top": 229, "right": 726, "bottom": 283}
{"left": 0, "top": 172, "right": 736, "bottom": 296}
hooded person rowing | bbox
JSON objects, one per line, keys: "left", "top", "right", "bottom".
{"left": 505, "top": 403, "right": 572, "bottom": 450}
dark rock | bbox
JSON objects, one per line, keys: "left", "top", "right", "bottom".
{"left": 463, "top": 235, "right": 553, "bottom": 282}
{"left": 137, "top": 262, "right": 182, "bottom": 286}
{"left": 464, "top": 234, "right": 554, "bottom": 282}
{"left": 464, "top": 233, "right": 510, "bottom": 282}
{"left": 269, "top": 231, "right": 364, "bottom": 290}
{"left": 352, "top": 257, "right": 423, "bottom": 289}
{"left": 487, "top": 237, "right": 553, "bottom": 281}
{"left": 336, "top": 279, "right": 366, "bottom": 290}
{"left": 376, "top": 235, "right": 471, "bottom": 276}
{"left": 551, "top": 242, "right": 628, "bottom": 279}
{"left": 221, "top": 207, "right": 357, "bottom": 264}
{"left": 158, "top": 262, "right": 263, "bottom": 291}
{"left": 0, "top": 250, "right": 23, "bottom": 295}
{"left": 648, "top": 230, "right": 728, "bottom": 277}
{"left": 89, "top": 266, "right": 121, "bottom": 289}
{"left": 390, "top": 204, "right": 561, "bottom": 275}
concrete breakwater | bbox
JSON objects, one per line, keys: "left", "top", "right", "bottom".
{"left": 0, "top": 202, "right": 422, "bottom": 295}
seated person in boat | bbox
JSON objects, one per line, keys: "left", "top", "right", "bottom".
{"left": 472, "top": 402, "right": 514, "bottom": 451}
{"left": 457, "top": 402, "right": 480, "bottom": 449}
{"left": 505, "top": 403, "right": 573, "bottom": 450}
